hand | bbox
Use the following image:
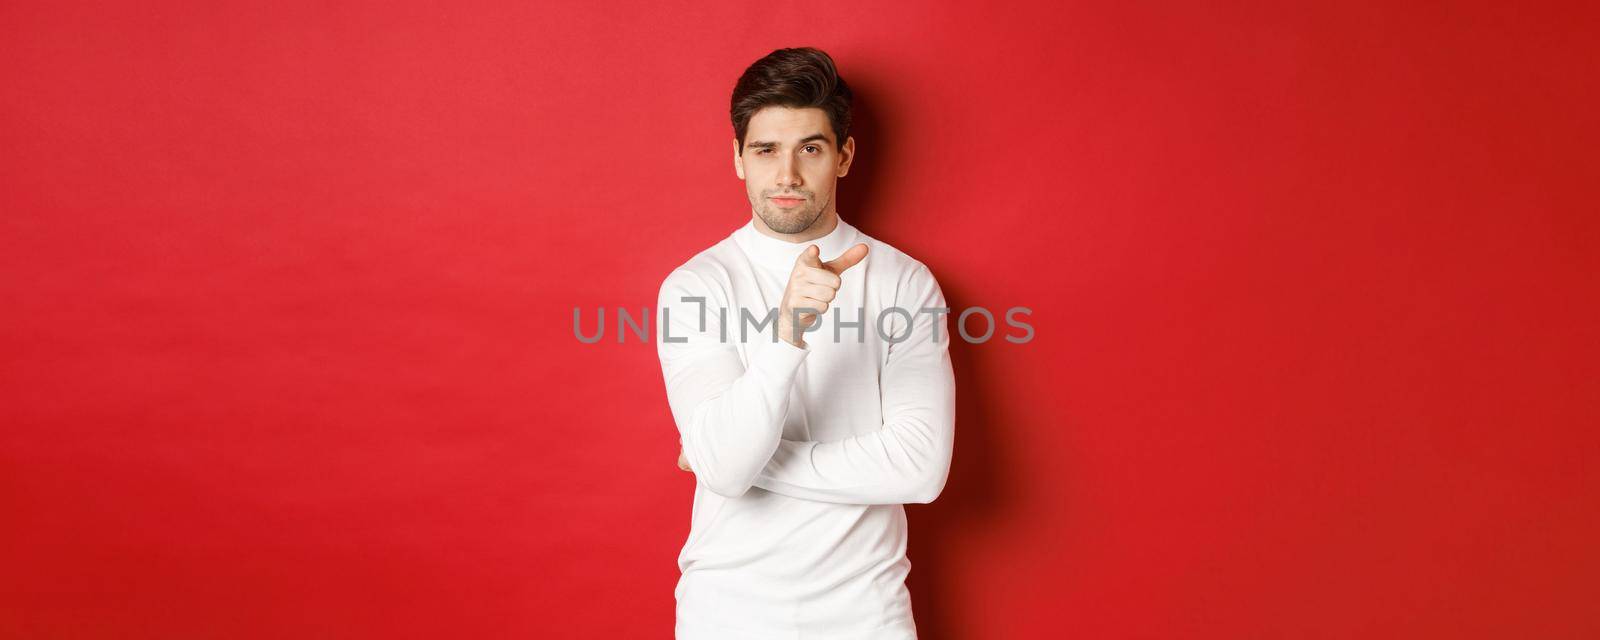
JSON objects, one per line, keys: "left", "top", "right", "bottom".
{"left": 777, "top": 242, "right": 869, "bottom": 348}
{"left": 677, "top": 446, "right": 692, "bottom": 473}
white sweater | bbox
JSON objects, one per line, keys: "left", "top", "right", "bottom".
{"left": 655, "top": 216, "right": 956, "bottom": 639}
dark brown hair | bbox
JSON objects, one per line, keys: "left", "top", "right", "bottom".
{"left": 730, "top": 47, "right": 853, "bottom": 153}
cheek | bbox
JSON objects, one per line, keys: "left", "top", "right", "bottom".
{"left": 806, "top": 163, "right": 837, "bottom": 187}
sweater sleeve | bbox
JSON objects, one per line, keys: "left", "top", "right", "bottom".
{"left": 656, "top": 268, "right": 810, "bottom": 499}
{"left": 750, "top": 264, "right": 957, "bottom": 505}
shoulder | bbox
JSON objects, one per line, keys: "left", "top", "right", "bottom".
{"left": 857, "top": 229, "right": 942, "bottom": 293}
{"left": 657, "top": 233, "right": 741, "bottom": 302}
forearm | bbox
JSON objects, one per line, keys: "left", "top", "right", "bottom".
{"left": 668, "top": 340, "right": 809, "bottom": 498}
{"left": 751, "top": 421, "right": 953, "bottom": 505}
{"left": 751, "top": 353, "right": 955, "bottom": 505}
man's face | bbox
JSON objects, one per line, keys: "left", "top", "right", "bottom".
{"left": 734, "top": 106, "right": 855, "bottom": 234}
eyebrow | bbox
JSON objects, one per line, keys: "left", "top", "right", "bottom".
{"left": 745, "top": 133, "right": 834, "bottom": 150}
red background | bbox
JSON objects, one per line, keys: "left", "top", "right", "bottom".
{"left": 2, "top": 1, "right": 1596, "bottom": 637}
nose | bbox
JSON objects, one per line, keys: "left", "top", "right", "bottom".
{"left": 776, "top": 157, "right": 801, "bottom": 188}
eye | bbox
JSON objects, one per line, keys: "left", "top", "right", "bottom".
{"left": 803, "top": 145, "right": 820, "bottom": 153}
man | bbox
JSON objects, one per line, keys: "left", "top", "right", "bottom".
{"left": 655, "top": 47, "right": 956, "bottom": 639}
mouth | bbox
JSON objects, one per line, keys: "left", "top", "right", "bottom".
{"left": 769, "top": 195, "right": 806, "bottom": 209}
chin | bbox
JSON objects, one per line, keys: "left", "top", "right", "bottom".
{"left": 760, "top": 209, "right": 817, "bottom": 234}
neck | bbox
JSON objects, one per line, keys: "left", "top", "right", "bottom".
{"left": 751, "top": 209, "right": 839, "bottom": 244}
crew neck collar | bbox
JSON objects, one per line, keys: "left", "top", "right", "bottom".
{"left": 734, "top": 215, "right": 861, "bottom": 272}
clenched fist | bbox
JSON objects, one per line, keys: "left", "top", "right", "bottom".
{"left": 777, "top": 242, "right": 869, "bottom": 348}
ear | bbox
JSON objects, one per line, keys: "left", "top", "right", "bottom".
{"left": 732, "top": 138, "right": 746, "bottom": 180}
{"left": 837, "top": 135, "right": 855, "bottom": 178}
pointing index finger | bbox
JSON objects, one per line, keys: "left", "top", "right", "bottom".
{"left": 823, "top": 243, "right": 869, "bottom": 275}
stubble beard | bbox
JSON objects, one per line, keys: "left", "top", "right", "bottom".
{"left": 752, "top": 188, "right": 831, "bottom": 235}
